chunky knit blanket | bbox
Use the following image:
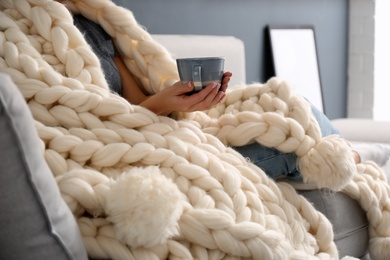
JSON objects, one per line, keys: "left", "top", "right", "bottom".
{"left": 1, "top": 0, "right": 390, "bottom": 259}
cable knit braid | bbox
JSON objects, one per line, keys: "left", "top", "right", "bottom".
{"left": 342, "top": 162, "right": 390, "bottom": 260}
{"left": 36, "top": 120, "right": 336, "bottom": 259}
{"left": 64, "top": 0, "right": 358, "bottom": 190}
{"left": 1, "top": 0, "right": 390, "bottom": 259}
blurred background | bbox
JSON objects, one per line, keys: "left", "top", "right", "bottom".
{"left": 113, "top": 0, "right": 389, "bottom": 121}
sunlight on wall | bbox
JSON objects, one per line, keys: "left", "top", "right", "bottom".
{"left": 348, "top": 0, "right": 390, "bottom": 120}
{"left": 374, "top": 0, "right": 390, "bottom": 120}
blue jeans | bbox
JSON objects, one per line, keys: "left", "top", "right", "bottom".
{"left": 232, "top": 104, "right": 341, "bottom": 180}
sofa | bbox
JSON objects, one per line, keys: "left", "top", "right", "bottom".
{"left": 0, "top": 31, "right": 379, "bottom": 259}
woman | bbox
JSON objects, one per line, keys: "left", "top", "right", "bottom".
{"left": 72, "top": 13, "right": 360, "bottom": 181}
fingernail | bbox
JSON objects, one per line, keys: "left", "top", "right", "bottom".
{"left": 187, "top": 82, "right": 192, "bottom": 88}
{"left": 212, "top": 82, "right": 221, "bottom": 89}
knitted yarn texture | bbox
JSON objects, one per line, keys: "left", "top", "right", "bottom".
{"left": 1, "top": 0, "right": 389, "bottom": 259}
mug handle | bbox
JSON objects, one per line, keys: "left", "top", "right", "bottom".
{"left": 192, "top": 65, "right": 202, "bottom": 92}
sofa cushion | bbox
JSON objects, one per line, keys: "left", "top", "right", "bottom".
{"left": 0, "top": 73, "right": 88, "bottom": 260}
{"left": 299, "top": 189, "right": 369, "bottom": 258}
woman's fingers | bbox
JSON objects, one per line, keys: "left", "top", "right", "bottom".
{"left": 180, "top": 72, "right": 232, "bottom": 112}
{"left": 221, "top": 71, "right": 232, "bottom": 92}
{"left": 186, "top": 82, "right": 223, "bottom": 111}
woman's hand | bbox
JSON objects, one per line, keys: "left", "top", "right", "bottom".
{"left": 140, "top": 71, "right": 232, "bottom": 116}
{"left": 115, "top": 56, "right": 232, "bottom": 116}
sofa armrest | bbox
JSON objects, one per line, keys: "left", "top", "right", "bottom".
{"left": 331, "top": 118, "right": 390, "bottom": 144}
{"left": 0, "top": 73, "right": 88, "bottom": 259}
{"left": 152, "top": 34, "right": 246, "bottom": 87}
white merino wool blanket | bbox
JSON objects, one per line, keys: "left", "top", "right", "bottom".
{"left": 1, "top": 0, "right": 390, "bottom": 259}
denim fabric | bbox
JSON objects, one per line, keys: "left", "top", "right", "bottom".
{"left": 233, "top": 103, "right": 341, "bottom": 180}
{"left": 312, "top": 105, "right": 341, "bottom": 137}
{"left": 73, "top": 15, "right": 122, "bottom": 95}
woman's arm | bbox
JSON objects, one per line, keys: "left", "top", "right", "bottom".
{"left": 114, "top": 56, "right": 232, "bottom": 116}
{"left": 114, "top": 56, "right": 148, "bottom": 105}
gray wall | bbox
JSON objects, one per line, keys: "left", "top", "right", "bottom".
{"left": 114, "top": 0, "right": 348, "bottom": 119}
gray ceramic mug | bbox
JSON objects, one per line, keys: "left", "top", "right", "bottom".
{"left": 176, "top": 57, "right": 225, "bottom": 95}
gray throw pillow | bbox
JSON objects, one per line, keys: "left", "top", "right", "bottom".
{"left": 0, "top": 73, "right": 88, "bottom": 260}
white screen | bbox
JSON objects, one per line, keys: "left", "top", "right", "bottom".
{"left": 270, "top": 28, "right": 324, "bottom": 113}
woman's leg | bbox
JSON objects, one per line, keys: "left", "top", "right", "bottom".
{"left": 233, "top": 143, "right": 301, "bottom": 180}
{"left": 233, "top": 103, "right": 341, "bottom": 180}
{"left": 311, "top": 105, "right": 341, "bottom": 137}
